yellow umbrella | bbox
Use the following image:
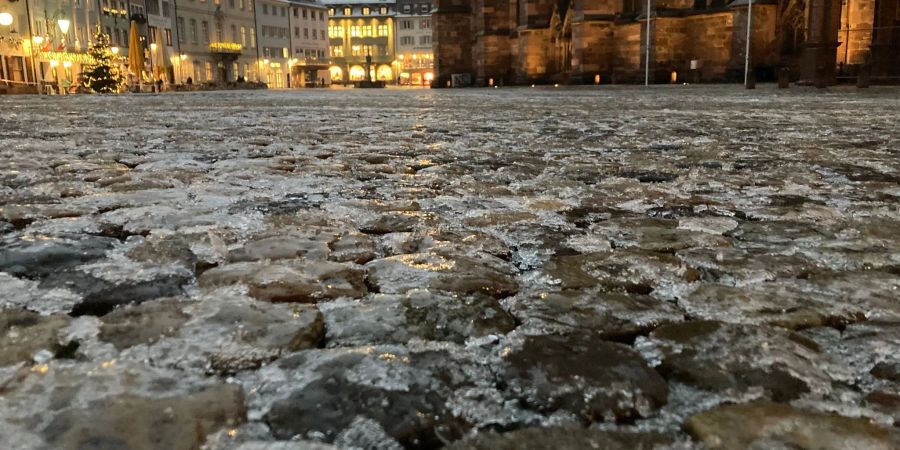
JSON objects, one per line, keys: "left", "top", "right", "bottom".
{"left": 154, "top": 28, "right": 170, "bottom": 80}
{"left": 128, "top": 20, "right": 144, "bottom": 83}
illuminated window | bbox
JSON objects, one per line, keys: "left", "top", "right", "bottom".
{"left": 350, "top": 26, "right": 361, "bottom": 37}
{"left": 362, "top": 6, "right": 369, "bottom": 15}
{"left": 329, "top": 65, "right": 342, "bottom": 80}
{"left": 343, "top": 7, "right": 351, "bottom": 15}
{"left": 379, "top": 6, "right": 387, "bottom": 14}
{"left": 351, "top": 45, "right": 362, "bottom": 56}
{"left": 349, "top": 65, "right": 365, "bottom": 80}
{"left": 328, "top": 7, "right": 334, "bottom": 15}
{"left": 377, "top": 24, "right": 388, "bottom": 36}
{"left": 362, "top": 25, "right": 372, "bottom": 36}
{"left": 331, "top": 46, "right": 343, "bottom": 57}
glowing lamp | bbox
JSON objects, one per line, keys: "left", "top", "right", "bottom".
{"left": 57, "top": 19, "right": 71, "bottom": 35}
{"left": 0, "top": 12, "right": 13, "bottom": 27}
{"left": 49, "top": 60, "right": 59, "bottom": 67}
{"left": 33, "top": 36, "right": 45, "bottom": 44}
{"left": 63, "top": 61, "right": 72, "bottom": 68}
{"left": 150, "top": 43, "right": 157, "bottom": 51}
{"left": 180, "top": 53, "right": 187, "bottom": 60}
{"left": 111, "top": 46, "right": 119, "bottom": 55}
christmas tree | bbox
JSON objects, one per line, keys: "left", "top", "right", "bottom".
{"left": 81, "top": 26, "right": 123, "bottom": 93}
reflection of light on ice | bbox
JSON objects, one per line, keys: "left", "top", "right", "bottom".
{"left": 31, "top": 364, "right": 50, "bottom": 374}
{"left": 100, "top": 359, "right": 117, "bottom": 369}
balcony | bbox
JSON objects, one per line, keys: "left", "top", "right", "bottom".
{"left": 209, "top": 42, "right": 242, "bottom": 54}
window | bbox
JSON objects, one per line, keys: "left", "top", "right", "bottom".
{"left": 304, "top": 28, "right": 309, "bottom": 38}
{"left": 419, "top": 3, "right": 429, "bottom": 13}
{"left": 293, "top": 7, "right": 297, "bottom": 17}
{"left": 239, "top": 0, "right": 244, "bottom": 9}
{"left": 420, "top": 19, "right": 430, "bottom": 29}
{"left": 148, "top": 26, "right": 158, "bottom": 42}
{"left": 283, "top": 48, "right": 288, "bottom": 58}
{"left": 250, "top": 30, "right": 255, "bottom": 47}
{"left": 400, "top": 36, "right": 413, "bottom": 45}
{"left": 343, "top": 7, "right": 351, "bottom": 15}
{"left": 400, "top": 19, "right": 412, "bottom": 30}
{"left": 302, "top": 8, "right": 307, "bottom": 18}
{"left": 177, "top": 17, "right": 185, "bottom": 42}
{"left": 350, "top": 25, "right": 361, "bottom": 37}
{"left": 263, "top": 4, "right": 268, "bottom": 14}
{"left": 331, "top": 46, "right": 343, "bottom": 57}
{"left": 294, "top": 27, "right": 299, "bottom": 37}
{"left": 162, "top": 0, "right": 170, "bottom": 16}
{"left": 205, "top": 61, "right": 212, "bottom": 81}
{"left": 379, "top": 6, "right": 387, "bottom": 14}
{"left": 201, "top": 20, "right": 209, "bottom": 43}
{"left": 231, "top": 24, "right": 237, "bottom": 42}
{"left": 281, "top": 6, "right": 286, "bottom": 16}
{"left": 328, "top": 7, "right": 334, "bottom": 15}
{"left": 362, "top": 6, "right": 370, "bottom": 14}
{"left": 377, "top": 24, "right": 388, "bottom": 36}
{"left": 215, "top": 21, "right": 223, "bottom": 41}
{"left": 189, "top": 18, "right": 197, "bottom": 43}
{"left": 241, "top": 26, "right": 247, "bottom": 46}
{"left": 362, "top": 25, "right": 372, "bottom": 36}
{"left": 165, "top": 28, "right": 173, "bottom": 45}
{"left": 312, "top": 29, "right": 317, "bottom": 39}
{"left": 229, "top": 0, "right": 234, "bottom": 7}
{"left": 419, "top": 35, "right": 430, "bottom": 45}
{"left": 146, "top": 0, "right": 159, "bottom": 15}
{"left": 351, "top": 45, "right": 361, "bottom": 56}
{"left": 402, "top": 4, "right": 410, "bottom": 13}
{"left": 320, "top": 11, "right": 324, "bottom": 20}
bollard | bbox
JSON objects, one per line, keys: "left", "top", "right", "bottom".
{"left": 746, "top": 71, "right": 756, "bottom": 89}
{"left": 857, "top": 65, "right": 870, "bottom": 89}
{"left": 778, "top": 67, "right": 790, "bottom": 89}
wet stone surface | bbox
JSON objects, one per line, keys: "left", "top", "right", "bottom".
{"left": 1, "top": 86, "right": 899, "bottom": 448}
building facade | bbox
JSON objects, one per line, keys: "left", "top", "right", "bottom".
{"left": 324, "top": 0, "right": 396, "bottom": 84}
{"left": 433, "top": 0, "right": 900, "bottom": 87}
{"left": 288, "top": 0, "right": 330, "bottom": 86}
{"left": 257, "top": 0, "right": 291, "bottom": 86}
{"left": 394, "top": 0, "right": 432, "bottom": 85}
{"left": 1, "top": 0, "right": 333, "bottom": 92}
{"left": 174, "top": 0, "right": 258, "bottom": 84}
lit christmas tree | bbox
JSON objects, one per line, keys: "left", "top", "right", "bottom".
{"left": 81, "top": 26, "right": 123, "bottom": 93}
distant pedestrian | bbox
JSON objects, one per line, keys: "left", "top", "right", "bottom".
{"left": 186, "top": 76, "right": 193, "bottom": 85}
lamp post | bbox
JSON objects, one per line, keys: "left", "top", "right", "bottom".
{"left": 744, "top": 0, "right": 753, "bottom": 88}
{"left": 24, "top": 0, "right": 42, "bottom": 95}
{"left": 644, "top": 0, "right": 651, "bottom": 86}
{"left": 58, "top": 18, "right": 70, "bottom": 48}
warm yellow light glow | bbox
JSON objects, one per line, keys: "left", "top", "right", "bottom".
{"left": 180, "top": 53, "right": 187, "bottom": 60}
{"left": 33, "top": 36, "right": 45, "bottom": 44}
{"left": 209, "top": 41, "right": 241, "bottom": 53}
{"left": 63, "top": 61, "right": 72, "bottom": 68}
{"left": 150, "top": 42, "right": 157, "bottom": 51}
{"left": 670, "top": 70, "right": 678, "bottom": 84}
{"left": 57, "top": 19, "right": 71, "bottom": 35}
{"left": 329, "top": 65, "right": 342, "bottom": 80}
{"left": 111, "top": 46, "right": 119, "bottom": 55}
{"left": 0, "top": 12, "right": 13, "bottom": 27}
{"left": 424, "top": 72, "right": 434, "bottom": 81}
{"left": 49, "top": 60, "right": 59, "bottom": 67}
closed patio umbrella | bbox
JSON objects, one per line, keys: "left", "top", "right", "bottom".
{"left": 154, "top": 28, "right": 170, "bottom": 81}
{"left": 128, "top": 20, "right": 144, "bottom": 88}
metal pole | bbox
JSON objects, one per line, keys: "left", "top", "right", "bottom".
{"left": 744, "top": 0, "right": 752, "bottom": 87}
{"left": 24, "top": 0, "right": 41, "bottom": 95}
{"left": 644, "top": 0, "right": 651, "bottom": 86}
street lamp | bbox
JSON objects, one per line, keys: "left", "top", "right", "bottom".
{"left": 111, "top": 46, "right": 119, "bottom": 55}
{"left": 0, "top": 12, "right": 13, "bottom": 27}
{"left": 57, "top": 19, "right": 70, "bottom": 49}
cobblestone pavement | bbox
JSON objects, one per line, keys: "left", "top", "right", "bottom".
{"left": 1, "top": 86, "right": 899, "bottom": 449}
